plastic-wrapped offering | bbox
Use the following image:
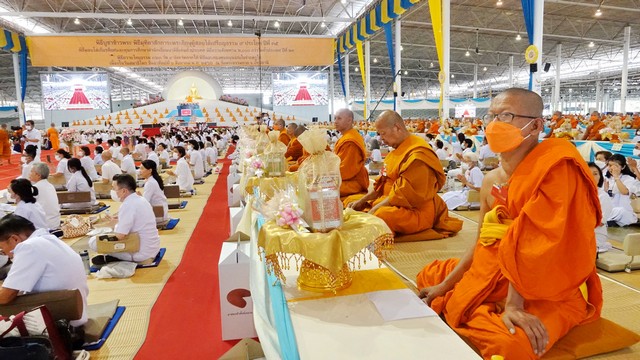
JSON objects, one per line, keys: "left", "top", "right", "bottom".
{"left": 264, "top": 131, "right": 287, "bottom": 177}
{"left": 297, "top": 128, "right": 343, "bottom": 233}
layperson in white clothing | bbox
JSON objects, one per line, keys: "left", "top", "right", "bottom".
{"left": 22, "top": 120, "right": 42, "bottom": 160}
{"left": 19, "top": 145, "right": 38, "bottom": 180}
{"left": 133, "top": 137, "right": 147, "bottom": 160}
{"left": 0, "top": 215, "right": 89, "bottom": 327}
{"left": 8, "top": 179, "right": 48, "bottom": 230}
{"left": 166, "top": 146, "right": 194, "bottom": 192}
{"left": 79, "top": 146, "right": 99, "bottom": 181}
{"left": 187, "top": 140, "right": 205, "bottom": 180}
{"left": 604, "top": 154, "right": 639, "bottom": 227}
{"left": 120, "top": 147, "right": 137, "bottom": 179}
{"left": 434, "top": 140, "right": 448, "bottom": 160}
{"left": 477, "top": 137, "right": 497, "bottom": 169}
{"left": 140, "top": 160, "right": 169, "bottom": 224}
{"left": 204, "top": 142, "right": 218, "bottom": 170}
{"left": 588, "top": 162, "right": 613, "bottom": 253}
{"left": 54, "top": 149, "right": 73, "bottom": 179}
{"left": 99, "top": 151, "right": 122, "bottom": 183}
{"left": 29, "top": 163, "right": 61, "bottom": 231}
{"left": 65, "top": 158, "right": 97, "bottom": 208}
{"left": 440, "top": 152, "right": 484, "bottom": 210}
{"left": 93, "top": 146, "right": 104, "bottom": 166}
{"left": 370, "top": 139, "right": 383, "bottom": 163}
{"left": 157, "top": 143, "right": 170, "bottom": 166}
{"left": 146, "top": 142, "right": 160, "bottom": 168}
{"left": 89, "top": 174, "right": 160, "bottom": 265}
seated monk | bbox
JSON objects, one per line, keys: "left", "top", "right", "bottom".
{"left": 427, "top": 120, "right": 440, "bottom": 135}
{"left": 582, "top": 111, "right": 605, "bottom": 141}
{"left": 417, "top": 88, "right": 602, "bottom": 359}
{"left": 285, "top": 123, "right": 303, "bottom": 162}
{"left": 273, "top": 119, "right": 290, "bottom": 146}
{"left": 288, "top": 126, "right": 308, "bottom": 172}
{"left": 347, "top": 110, "right": 463, "bottom": 237}
{"left": 544, "top": 111, "right": 564, "bottom": 138}
{"left": 334, "top": 108, "right": 369, "bottom": 199}
{"left": 631, "top": 113, "right": 640, "bottom": 129}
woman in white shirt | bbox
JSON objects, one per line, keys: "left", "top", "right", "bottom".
{"left": 440, "top": 152, "right": 485, "bottom": 210}
{"left": 605, "top": 154, "right": 639, "bottom": 227}
{"left": 19, "top": 145, "right": 37, "bottom": 180}
{"left": 589, "top": 162, "right": 613, "bottom": 252}
{"left": 94, "top": 146, "right": 105, "bottom": 166}
{"left": 79, "top": 146, "right": 99, "bottom": 181}
{"left": 166, "top": 146, "right": 194, "bottom": 192}
{"left": 140, "top": 160, "right": 169, "bottom": 224}
{"left": 65, "top": 158, "right": 97, "bottom": 208}
{"left": 8, "top": 178, "right": 48, "bottom": 230}
{"left": 187, "top": 140, "right": 205, "bottom": 180}
{"left": 369, "top": 139, "right": 383, "bottom": 163}
{"left": 198, "top": 141, "right": 208, "bottom": 173}
{"left": 52, "top": 149, "right": 73, "bottom": 183}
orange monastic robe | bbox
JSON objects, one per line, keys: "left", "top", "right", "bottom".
{"left": 584, "top": 120, "right": 605, "bottom": 141}
{"left": 631, "top": 116, "right": 640, "bottom": 129}
{"left": 0, "top": 128, "right": 9, "bottom": 159}
{"left": 47, "top": 127, "right": 60, "bottom": 150}
{"left": 427, "top": 122, "right": 440, "bottom": 135}
{"left": 334, "top": 128, "right": 369, "bottom": 198}
{"left": 278, "top": 130, "right": 291, "bottom": 146}
{"left": 285, "top": 138, "right": 303, "bottom": 162}
{"left": 350, "top": 135, "right": 462, "bottom": 237}
{"left": 417, "top": 139, "right": 603, "bottom": 359}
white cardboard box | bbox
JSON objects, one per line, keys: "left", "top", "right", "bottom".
{"left": 229, "top": 207, "right": 245, "bottom": 236}
{"left": 228, "top": 183, "right": 242, "bottom": 207}
{"left": 218, "top": 235, "right": 257, "bottom": 341}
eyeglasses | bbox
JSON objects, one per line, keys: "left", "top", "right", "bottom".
{"left": 482, "top": 112, "right": 540, "bottom": 123}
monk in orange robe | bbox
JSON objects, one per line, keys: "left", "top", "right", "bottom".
{"left": 417, "top": 88, "right": 602, "bottom": 359}
{"left": 570, "top": 115, "right": 579, "bottom": 128}
{"left": 544, "top": 111, "right": 564, "bottom": 138}
{"left": 46, "top": 123, "right": 60, "bottom": 150}
{"left": 333, "top": 109, "right": 369, "bottom": 199}
{"left": 347, "top": 110, "right": 462, "bottom": 238}
{"left": 273, "top": 119, "right": 290, "bottom": 146}
{"left": 427, "top": 120, "right": 440, "bottom": 135}
{"left": 631, "top": 114, "right": 640, "bottom": 129}
{"left": 582, "top": 111, "right": 605, "bottom": 140}
{"left": 0, "top": 124, "right": 10, "bottom": 165}
{"left": 285, "top": 124, "right": 304, "bottom": 163}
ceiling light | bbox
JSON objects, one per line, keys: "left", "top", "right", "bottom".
{"left": 483, "top": 66, "right": 487, "bottom": 71}
{"left": 430, "top": 62, "right": 434, "bottom": 68}
{"left": 354, "top": 67, "right": 358, "bottom": 72}
{"left": 228, "top": 20, "right": 233, "bottom": 27}
{"left": 126, "top": 18, "right": 133, "bottom": 26}
{"left": 595, "top": 8, "right": 602, "bottom": 17}
{"left": 545, "top": 88, "right": 549, "bottom": 92}
{"left": 515, "top": 33, "right": 522, "bottom": 41}
{"left": 321, "top": 21, "right": 326, "bottom": 28}
{"left": 74, "top": 18, "right": 80, "bottom": 25}
{"left": 400, "top": 45, "right": 404, "bottom": 51}
{"left": 178, "top": 19, "right": 184, "bottom": 26}
{"left": 465, "top": 50, "right": 470, "bottom": 57}
{"left": 451, "top": 74, "right": 455, "bottom": 78}
{"left": 569, "top": 88, "right": 573, "bottom": 92}
{"left": 373, "top": 58, "right": 378, "bottom": 63}
{"left": 341, "top": 0, "right": 347, "bottom": 4}
{"left": 274, "top": 20, "right": 280, "bottom": 28}
{"left": 404, "top": 70, "right": 408, "bottom": 75}
{"left": 588, "top": 41, "right": 595, "bottom": 47}
{"left": 496, "top": 0, "right": 503, "bottom": 5}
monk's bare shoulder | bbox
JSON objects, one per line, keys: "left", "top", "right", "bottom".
{"left": 479, "top": 167, "right": 509, "bottom": 207}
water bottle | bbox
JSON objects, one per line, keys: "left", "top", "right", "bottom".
{"left": 80, "top": 250, "right": 91, "bottom": 275}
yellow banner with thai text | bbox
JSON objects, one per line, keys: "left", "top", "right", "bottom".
{"left": 26, "top": 36, "right": 334, "bottom": 67}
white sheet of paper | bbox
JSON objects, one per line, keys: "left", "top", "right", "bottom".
{"left": 367, "top": 289, "right": 438, "bottom": 322}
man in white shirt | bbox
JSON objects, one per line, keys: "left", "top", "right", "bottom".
{"left": 22, "top": 120, "right": 42, "bottom": 160}
{"left": 120, "top": 147, "right": 137, "bottom": 179}
{"left": 100, "top": 151, "right": 122, "bottom": 183}
{"left": 89, "top": 174, "right": 160, "bottom": 265}
{"left": 110, "top": 140, "right": 123, "bottom": 161}
{"left": 146, "top": 142, "right": 160, "bottom": 168}
{"left": 134, "top": 137, "right": 147, "bottom": 161}
{"left": 434, "top": 140, "right": 448, "bottom": 160}
{"left": 29, "top": 163, "right": 61, "bottom": 231}
{"left": 157, "top": 143, "right": 170, "bottom": 166}
{"left": 0, "top": 215, "right": 88, "bottom": 327}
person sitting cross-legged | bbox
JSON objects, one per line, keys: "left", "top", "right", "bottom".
{"left": 89, "top": 174, "right": 160, "bottom": 266}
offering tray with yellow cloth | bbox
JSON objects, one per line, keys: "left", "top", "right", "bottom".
{"left": 243, "top": 172, "right": 299, "bottom": 200}
{"left": 258, "top": 209, "right": 393, "bottom": 293}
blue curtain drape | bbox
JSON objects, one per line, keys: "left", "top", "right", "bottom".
{"left": 382, "top": 23, "right": 395, "bottom": 77}
{"left": 336, "top": 49, "right": 347, "bottom": 97}
{"left": 521, "top": 0, "right": 535, "bottom": 90}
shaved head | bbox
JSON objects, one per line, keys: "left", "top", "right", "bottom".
{"left": 287, "top": 122, "right": 298, "bottom": 137}
{"left": 375, "top": 110, "right": 409, "bottom": 148}
{"left": 334, "top": 108, "right": 354, "bottom": 133}
{"left": 495, "top": 88, "right": 543, "bottom": 117}
{"left": 274, "top": 119, "right": 286, "bottom": 130}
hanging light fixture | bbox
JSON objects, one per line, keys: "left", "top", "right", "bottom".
{"left": 373, "top": 58, "right": 378, "bottom": 63}
{"left": 515, "top": 33, "right": 522, "bottom": 41}
{"left": 321, "top": 21, "right": 326, "bottom": 28}
{"left": 126, "top": 18, "right": 133, "bottom": 26}
{"left": 404, "top": 70, "right": 408, "bottom": 75}
{"left": 496, "top": 0, "right": 503, "bottom": 6}
{"left": 595, "top": 8, "right": 602, "bottom": 17}
{"left": 341, "top": 0, "right": 347, "bottom": 4}
{"left": 483, "top": 66, "right": 487, "bottom": 71}
{"left": 429, "top": 62, "right": 434, "bottom": 68}
{"left": 589, "top": 41, "right": 595, "bottom": 48}
{"left": 451, "top": 74, "right": 455, "bottom": 78}
{"left": 354, "top": 67, "right": 358, "bottom": 72}
{"left": 274, "top": 20, "right": 280, "bottom": 28}
{"left": 228, "top": 20, "right": 233, "bottom": 27}
{"left": 74, "top": 18, "right": 80, "bottom": 25}
{"left": 465, "top": 50, "right": 470, "bottom": 57}
{"left": 178, "top": 19, "right": 184, "bottom": 26}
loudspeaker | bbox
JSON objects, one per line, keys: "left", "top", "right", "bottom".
{"left": 530, "top": 63, "right": 538, "bottom": 73}
{"left": 543, "top": 63, "right": 551, "bottom": 72}
{"left": 312, "top": 117, "right": 318, "bottom": 123}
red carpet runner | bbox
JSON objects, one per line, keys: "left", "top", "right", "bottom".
{"left": 135, "top": 148, "right": 239, "bottom": 359}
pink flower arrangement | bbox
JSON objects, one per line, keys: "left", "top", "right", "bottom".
{"left": 275, "top": 203, "right": 304, "bottom": 227}
{"left": 60, "top": 128, "right": 79, "bottom": 143}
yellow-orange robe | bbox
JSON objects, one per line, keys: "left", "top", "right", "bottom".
{"left": 278, "top": 130, "right": 291, "bottom": 147}
{"left": 0, "top": 128, "right": 9, "bottom": 159}
{"left": 348, "top": 135, "right": 462, "bottom": 237}
{"left": 47, "top": 127, "right": 60, "bottom": 150}
{"left": 584, "top": 120, "right": 605, "bottom": 141}
{"left": 631, "top": 116, "right": 640, "bottom": 129}
{"left": 285, "top": 138, "right": 303, "bottom": 162}
{"left": 334, "top": 128, "right": 369, "bottom": 198}
{"left": 417, "top": 139, "right": 603, "bottom": 359}
{"left": 427, "top": 122, "right": 440, "bottom": 135}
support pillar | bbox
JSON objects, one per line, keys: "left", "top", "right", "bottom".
{"left": 345, "top": 53, "right": 350, "bottom": 107}
{"left": 621, "top": 26, "right": 630, "bottom": 113}
{"left": 12, "top": 53, "right": 24, "bottom": 124}
{"left": 473, "top": 64, "right": 478, "bottom": 98}
{"left": 395, "top": 19, "right": 402, "bottom": 116}
{"left": 509, "top": 55, "right": 514, "bottom": 87}
{"left": 365, "top": 40, "right": 371, "bottom": 120}
{"left": 329, "top": 63, "right": 334, "bottom": 119}
{"left": 554, "top": 43, "right": 561, "bottom": 112}
{"left": 442, "top": 0, "right": 450, "bottom": 119}
{"left": 532, "top": 0, "right": 544, "bottom": 94}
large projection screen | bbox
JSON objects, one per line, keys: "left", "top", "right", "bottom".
{"left": 41, "top": 72, "right": 111, "bottom": 111}
{"left": 272, "top": 72, "right": 329, "bottom": 121}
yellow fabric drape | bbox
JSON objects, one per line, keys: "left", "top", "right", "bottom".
{"left": 428, "top": 0, "right": 444, "bottom": 119}
{"left": 0, "top": 29, "right": 7, "bottom": 49}
{"left": 356, "top": 41, "right": 367, "bottom": 117}
{"left": 10, "top": 32, "right": 21, "bottom": 53}
{"left": 478, "top": 205, "right": 512, "bottom": 246}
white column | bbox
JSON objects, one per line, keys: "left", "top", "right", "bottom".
{"left": 12, "top": 54, "right": 24, "bottom": 124}
{"left": 395, "top": 19, "right": 402, "bottom": 116}
{"left": 532, "top": 0, "right": 544, "bottom": 94}
{"left": 365, "top": 40, "right": 371, "bottom": 120}
{"left": 508, "top": 55, "right": 514, "bottom": 87}
{"left": 621, "top": 26, "right": 630, "bottom": 114}
{"left": 473, "top": 64, "right": 478, "bottom": 98}
{"left": 329, "top": 63, "right": 334, "bottom": 120}
{"left": 345, "top": 53, "right": 350, "bottom": 107}
{"left": 595, "top": 80, "right": 602, "bottom": 112}
{"left": 442, "top": 0, "right": 451, "bottom": 120}
{"left": 554, "top": 43, "right": 561, "bottom": 112}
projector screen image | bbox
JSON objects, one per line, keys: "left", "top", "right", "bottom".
{"left": 41, "top": 72, "right": 111, "bottom": 111}
{"left": 272, "top": 72, "right": 328, "bottom": 106}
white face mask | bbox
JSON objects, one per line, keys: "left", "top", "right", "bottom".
{"left": 25, "top": 126, "right": 32, "bottom": 131}
{"left": 460, "top": 163, "right": 470, "bottom": 171}
{"left": 55, "top": 155, "right": 62, "bottom": 161}
{"left": 20, "top": 156, "right": 27, "bottom": 164}
{"left": 634, "top": 149, "right": 640, "bottom": 157}
{"left": 110, "top": 189, "right": 121, "bottom": 202}
{"left": 595, "top": 160, "right": 607, "bottom": 171}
